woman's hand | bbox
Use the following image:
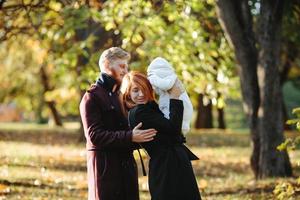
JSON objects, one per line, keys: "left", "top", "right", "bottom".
{"left": 168, "top": 79, "right": 185, "bottom": 99}
{"left": 132, "top": 122, "right": 157, "bottom": 142}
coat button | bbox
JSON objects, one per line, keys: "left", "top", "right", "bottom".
{"left": 111, "top": 105, "right": 115, "bottom": 109}
{"left": 109, "top": 92, "right": 112, "bottom": 96}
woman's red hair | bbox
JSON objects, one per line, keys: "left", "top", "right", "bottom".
{"left": 120, "top": 71, "right": 155, "bottom": 116}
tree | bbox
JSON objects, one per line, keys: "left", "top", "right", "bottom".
{"left": 99, "top": 0, "right": 237, "bottom": 129}
{"left": 280, "top": 1, "right": 300, "bottom": 130}
{"left": 1, "top": 0, "right": 238, "bottom": 133}
{"left": 216, "top": 0, "right": 292, "bottom": 178}
{"left": 195, "top": 93, "right": 213, "bottom": 128}
{"left": 0, "top": 0, "right": 70, "bottom": 126}
{"left": 0, "top": 0, "right": 118, "bottom": 128}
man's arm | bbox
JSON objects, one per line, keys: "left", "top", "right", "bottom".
{"left": 80, "top": 93, "right": 156, "bottom": 151}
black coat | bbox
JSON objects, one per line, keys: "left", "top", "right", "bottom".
{"left": 129, "top": 99, "right": 201, "bottom": 200}
{"left": 80, "top": 73, "right": 139, "bottom": 200}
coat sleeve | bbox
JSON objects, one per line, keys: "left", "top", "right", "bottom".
{"left": 134, "top": 99, "right": 183, "bottom": 135}
{"left": 79, "top": 92, "right": 133, "bottom": 151}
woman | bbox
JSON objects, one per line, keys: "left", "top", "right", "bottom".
{"left": 120, "top": 71, "right": 201, "bottom": 200}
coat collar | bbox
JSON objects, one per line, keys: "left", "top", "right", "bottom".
{"left": 96, "top": 73, "right": 118, "bottom": 93}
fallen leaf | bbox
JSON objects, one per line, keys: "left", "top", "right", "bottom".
{"left": 0, "top": 184, "right": 10, "bottom": 194}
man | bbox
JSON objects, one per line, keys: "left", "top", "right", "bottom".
{"left": 79, "top": 47, "right": 157, "bottom": 200}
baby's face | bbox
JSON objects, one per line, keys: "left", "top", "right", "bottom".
{"left": 148, "top": 72, "right": 174, "bottom": 79}
{"left": 148, "top": 65, "right": 175, "bottom": 78}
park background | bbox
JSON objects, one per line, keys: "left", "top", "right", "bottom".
{"left": 1, "top": 0, "right": 300, "bottom": 199}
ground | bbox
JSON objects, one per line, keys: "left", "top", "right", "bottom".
{"left": 0, "top": 123, "right": 300, "bottom": 200}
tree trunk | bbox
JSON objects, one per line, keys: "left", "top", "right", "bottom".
{"left": 216, "top": 0, "right": 261, "bottom": 177}
{"left": 217, "top": 107, "right": 225, "bottom": 129}
{"left": 195, "top": 93, "right": 213, "bottom": 129}
{"left": 256, "top": 0, "right": 292, "bottom": 178}
{"left": 40, "top": 65, "right": 63, "bottom": 126}
{"left": 217, "top": 92, "right": 226, "bottom": 129}
{"left": 0, "top": 0, "right": 6, "bottom": 9}
{"left": 216, "top": 0, "right": 292, "bottom": 178}
{"left": 36, "top": 96, "right": 47, "bottom": 124}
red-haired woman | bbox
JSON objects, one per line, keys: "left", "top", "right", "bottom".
{"left": 120, "top": 71, "right": 201, "bottom": 200}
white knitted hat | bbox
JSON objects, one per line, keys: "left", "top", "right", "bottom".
{"left": 147, "top": 57, "right": 175, "bottom": 77}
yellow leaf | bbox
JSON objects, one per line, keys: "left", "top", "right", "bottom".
{"left": 210, "top": 50, "right": 219, "bottom": 57}
{"left": 0, "top": 184, "right": 10, "bottom": 194}
{"left": 105, "top": 22, "right": 116, "bottom": 31}
{"left": 199, "top": 179, "right": 208, "bottom": 189}
{"left": 49, "top": 1, "right": 62, "bottom": 12}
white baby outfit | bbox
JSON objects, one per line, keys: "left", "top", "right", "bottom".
{"left": 147, "top": 57, "right": 193, "bottom": 135}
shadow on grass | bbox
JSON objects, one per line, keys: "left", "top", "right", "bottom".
{"left": 0, "top": 129, "right": 81, "bottom": 145}
{"left": 193, "top": 160, "right": 251, "bottom": 177}
{"left": 0, "top": 128, "right": 253, "bottom": 147}
{"left": 1, "top": 162, "right": 86, "bottom": 172}
{"left": 0, "top": 179, "right": 87, "bottom": 200}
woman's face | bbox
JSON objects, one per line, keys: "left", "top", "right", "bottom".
{"left": 130, "top": 83, "right": 148, "bottom": 105}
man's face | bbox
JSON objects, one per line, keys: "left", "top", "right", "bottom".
{"left": 107, "top": 58, "right": 129, "bottom": 85}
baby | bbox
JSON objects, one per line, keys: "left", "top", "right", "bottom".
{"left": 147, "top": 57, "right": 193, "bottom": 135}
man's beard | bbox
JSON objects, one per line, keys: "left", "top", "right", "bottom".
{"left": 111, "top": 68, "right": 122, "bottom": 85}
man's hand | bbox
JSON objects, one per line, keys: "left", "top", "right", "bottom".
{"left": 132, "top": 123, "right": 157, "bottom": 142}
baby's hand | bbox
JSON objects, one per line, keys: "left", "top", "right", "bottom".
{"left": 175, "top": 79, "right": 185, "bottom": 93}
{"left": 168, "top": 79, "right": 185, "bottom": 99}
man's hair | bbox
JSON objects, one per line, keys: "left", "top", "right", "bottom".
{"left": 98, "top": 47, "right": 130, "bottom": 72}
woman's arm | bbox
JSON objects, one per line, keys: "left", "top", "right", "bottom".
{"left": 135, "top": 78, "right": 185, "bottom": 134}
{"left": 134, "top": 99, "right": 183, "bottom": 134}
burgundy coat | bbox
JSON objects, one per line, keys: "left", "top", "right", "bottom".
{"left": 79, "top": 74, "right": 139, "bottom": 200}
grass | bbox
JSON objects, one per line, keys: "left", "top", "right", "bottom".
{"left": 0, "top": 122, "right": 80, "bottom": 131}
{"left": 0, "top": 141, "right": 86, "bottom": 199}
{"left": 1, "top": 126, "right": 300, "bottom": 199}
